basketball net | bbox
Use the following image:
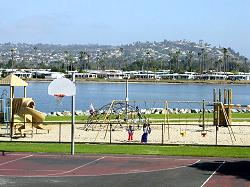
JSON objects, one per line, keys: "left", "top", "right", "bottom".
{"left": 54, "top": 93, "right": 65, "bottom": 105}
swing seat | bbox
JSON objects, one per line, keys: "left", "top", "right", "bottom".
{"left": 201, "top": 131, "right": 207, "bottom": 137}
{"left": 180, "top": 131, "right": 186, "bottom": 137}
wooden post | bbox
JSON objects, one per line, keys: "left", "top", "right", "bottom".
{"left": 109, "top": 123, "right": 112, "bottom": 144}
{"left": 216, "top": 99, "right": 219, "bottom": 145}
{"left": 224, "top": 89, "right": 227, "bottom": 105}
{"left": 24, "top": 86, "right": 27, "bottom": 98}
{"left": 219, "top": 89, "right": 221, "bottom": 102}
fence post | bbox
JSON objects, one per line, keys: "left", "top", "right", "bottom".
{"left": 161, "top": 123, "right": 164, "bottom": 145}
{"left": 202, "top": 99, "right": 205, "bottom": 131}
{"left": 59, "top": 122, "right": 62, "bottom": 143}
{"left": 216, "top": 99, "right": 219, "bottom": 146}
{"left": 109, "top": 123, "right": 112, "bottom": 144}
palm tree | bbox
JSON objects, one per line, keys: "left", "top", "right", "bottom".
{"left": 118, "top": 47, "right": 123, "bottom": 70}
{"left": 146, "top": 51, "right": 151, "bottom": 71}
{"left": 175, "top": 50, "right": 180, "bottom": 72}
{"left": 187, "top": 51, "right": 193, "bottom": 72}
{"left": 99, "top": 51, "right": 107, "bottom": 70}
{"left": 79, "top": 51, "right": 84, "bottom": 70}
{"left": 198, "top": 52, "right": 202, "bottom": 74}
{"left": 33, "top": 46, "right": 38, "bottom": 68}
{"left": 223, "top": 48, "right": 228, "bottom": 73}
{"left": 10, "top": 48, "right": 15, "bottom": 72}
{"left": 83, "top": 51, "right": 90, "bottom": 70}
{"left": 64, "top": 51, "right": 69, "bottom": 72}
{"left": 168, "top": 52, "right": 172, "bottom": 72}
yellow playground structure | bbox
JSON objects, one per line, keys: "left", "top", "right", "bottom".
{"left": 0, "top": 74, "right": 49, "bottom": 137}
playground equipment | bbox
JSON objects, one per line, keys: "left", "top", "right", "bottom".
{"left": 83, "top": 100, "right": 148, "bottom": 141}
{"left": 12, "top": 98, "right": 47, "bottom": 135}
{"left": 213, "top": 88, "right": 233, "bottom": 127}
{"left": 212, "top": 88, "right": 250, "bottom": 143}
{"left": 0, "top": 74, "right": 48, "bottom": 137}
{"left": 213, "top": 88, "right": 250, "bottom": 126}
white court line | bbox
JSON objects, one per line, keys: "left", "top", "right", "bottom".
{"left": 200, "top": 161, "right": 226, "bottom": 187}
{"left": 8, "top": 153, "right": 198, "bottom": 161}
{"left": 0, "top": 169, "right": 64, "bottom": 172}
{"left": 58, "top": 159, "right": 201, "bottom": 177}
{"left": 105, "top": 155, "right": 199, "bottom": 161}
{"left": 4, "top": 158, "right": 200, "bottom": 178}
{"left": 0, "top": 155, "right": 33, "bottom": 166}
{"left": 47, "top": 156, "right": 105, "bottom": 176}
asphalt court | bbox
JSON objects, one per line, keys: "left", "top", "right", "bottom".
{"left": 0, "top": 153, "right": 249, "bottom": 187}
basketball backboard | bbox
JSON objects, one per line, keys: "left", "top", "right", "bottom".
{"left": 48, "top": 77, "right": 76, "bottom": 97}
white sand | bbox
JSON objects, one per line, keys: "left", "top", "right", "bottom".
{"left": 0, "top": 122, "right": 250, "bottom": 146}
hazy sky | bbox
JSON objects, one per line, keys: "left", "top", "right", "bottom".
{"left": 0, "top": 0, "right": 250, "bottom": 57}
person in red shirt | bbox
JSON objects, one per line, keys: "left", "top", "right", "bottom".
{"left": 127, "top": 125, "right": 134, "bottom": 141}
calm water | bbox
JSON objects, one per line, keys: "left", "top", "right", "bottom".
{"left": 1, "top": 82, "right": 250, "bottom": 113}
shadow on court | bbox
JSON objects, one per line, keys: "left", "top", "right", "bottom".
{"left": 190, "top": 160, "right": 250, "bottom": 181}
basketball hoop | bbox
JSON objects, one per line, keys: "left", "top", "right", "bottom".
{"left": 54, "top": 93, "right": 65, "bottom": 105}
{"left": 48, "top": 76, "right": 76, "bottom": 155}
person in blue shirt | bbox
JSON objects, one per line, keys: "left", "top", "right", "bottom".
{"left": 141, "top": 123, "right": 151, "bottom": 143}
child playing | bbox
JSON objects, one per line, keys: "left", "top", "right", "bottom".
{"left": 127, "top": 125, "right": 134, "bottom": 141}
{"left": 141, "top": 123, "right": 151, "bottom": 143}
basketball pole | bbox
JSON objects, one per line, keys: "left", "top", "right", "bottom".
{"left": 71, "top": 72, "right": 75, "bottom": 155}
{"left": 125, "top": 76, "right": 129, "bottom": 121}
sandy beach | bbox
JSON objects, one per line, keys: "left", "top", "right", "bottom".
{"left": 1, "top": 121, "right": 249, "bottom": 146}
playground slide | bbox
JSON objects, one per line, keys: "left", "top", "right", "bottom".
{"left": 19, "top": 106, "right": 47, "bottom": 129}
{"left": 12, "top": 98, "right": 49, "bottom": 132}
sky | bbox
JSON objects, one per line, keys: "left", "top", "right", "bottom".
{"left": 0, "top": 0, "right": 250, "bottom": 57}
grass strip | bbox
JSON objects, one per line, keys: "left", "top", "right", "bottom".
{"left": 0, "top": 142, "right": 249, "bottom": 158}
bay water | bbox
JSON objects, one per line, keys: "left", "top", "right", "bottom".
{"left": 1, "top": 82, "right": 250, "bottom": 113}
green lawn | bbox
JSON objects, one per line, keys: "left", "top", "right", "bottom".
{"left": 45, "top": 115, "right": 88, "bottom": 122}
{"left": 45, "top": 113, "right": 250, "bottom": 122}
{"left": 0, "top": 142, "right": 249, "bottom": 158}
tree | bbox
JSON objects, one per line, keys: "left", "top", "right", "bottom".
{"left": 118, "top": 47, "right": 123, "bottom": 70}
{"left": 79, "top": 51, "right": 84, "bottom": 70}
{"left": 64, "top": 51, "right": 69, "bottom": 72}
{"left": 187, "top": 51, "right": 193, "bottom": 72}
{"left": 175, "top": 50, "right": 180, "bottom": 72}
{"left": 83, "top": 51, "right": 90, "bottom": 70}
{"left": 223, "top": 48, "right": 228, "bottom": 73}
{"left": 10, "top": 48, "right": 16, "bottom": 71}
{"left": 33, "top": 46, "right": 38, "bottom": 69}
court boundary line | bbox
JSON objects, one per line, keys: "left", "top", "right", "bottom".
{"left": 47, "top": 156, "right": 105, "bottom": 176}
{"left": 0, "top": 158, "right": 200, "bottom": 178}
{"left": 6, "top": 153, "right": 199, "bottom": 161}
{"left": 200, "top": 161, "right": 226, "bottom": 187}
{"left": 0, "top": 168, "right": 64, "bottom": 172}
{"left": 0, "top": 155, "right": 33, "bottom": 166}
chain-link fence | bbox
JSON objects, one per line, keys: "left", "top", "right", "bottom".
{"left": 0, "top": 122, "right": 250, "bottom": 146}
{"left": 0, "top": 100, "right": 250, "bottom": 146}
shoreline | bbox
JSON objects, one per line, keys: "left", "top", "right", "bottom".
{"left": 17, "top": 78, "right": 250, "bottom": 85}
